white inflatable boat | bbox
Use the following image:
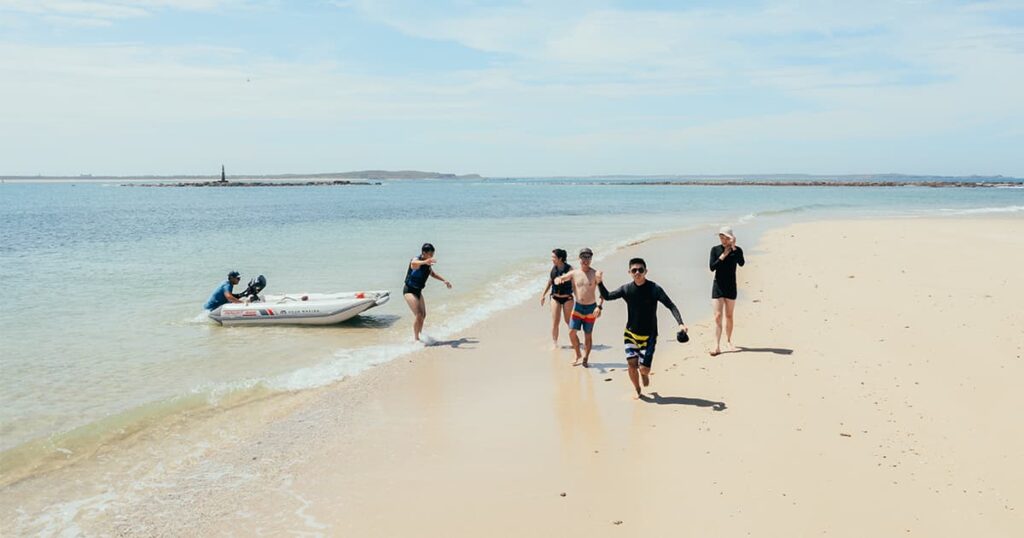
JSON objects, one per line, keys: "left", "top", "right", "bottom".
{"left": 209, "top": 290, "right": 390, "bottom": 326}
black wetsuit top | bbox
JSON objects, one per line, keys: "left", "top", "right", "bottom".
{"left": 550, "top": 263, "right": 573, "bottom": 296}
{"left": 598, "top": 280, "right": 684, "bottom": 337}
{"left": 709, "top": 245, "right": 745, "bottom": 299}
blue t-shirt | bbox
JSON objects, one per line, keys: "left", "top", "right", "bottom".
{"left": 204, "top": 280, "right": 234, "bottom": 310}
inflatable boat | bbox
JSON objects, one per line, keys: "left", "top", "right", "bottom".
{"left": 209, "top": 290, "right": 390, "bottom": 326}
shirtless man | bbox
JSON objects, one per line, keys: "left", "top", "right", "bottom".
{"left": 553, "top": 247, "right": 604, "bottom": 366}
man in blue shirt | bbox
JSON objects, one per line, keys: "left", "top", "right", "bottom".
{"left": 204, "top": 271, "right": 242, "bottom": 311}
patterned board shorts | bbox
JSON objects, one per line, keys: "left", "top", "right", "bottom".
{"left": 624, "top": 329, "right": 657, "bottom": 368}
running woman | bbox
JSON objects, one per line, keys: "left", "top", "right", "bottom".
{"left": 709, "top": 226, "right": 745, "bottom": 356}
{"left": 403, "top": 243, "right": 453, "bottom": 343}
{"left": 540, "top": 248, "right": 574, "bottom": 349}
{"left": 553, "top": 248, "right": 604, "bottom": 366}
{"left": 598, "top": 258, "right": 687, "bottom": 397}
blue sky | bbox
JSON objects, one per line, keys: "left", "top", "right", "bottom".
{"left": 1, "top": 0, "right": 1022, "bottom": 176}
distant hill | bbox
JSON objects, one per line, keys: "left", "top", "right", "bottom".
{"left": 0, "top": 170, "right": 482, "bottom": 181}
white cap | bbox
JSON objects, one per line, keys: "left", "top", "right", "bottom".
{"left": 718, "top": 226, "right": 735, "bottom": 240}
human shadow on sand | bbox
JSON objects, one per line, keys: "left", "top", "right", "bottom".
{"left": 425, "top": 337, "right": 478, "bottom": 349}
{"left": 559, "top": 344, "right": 612, "bottom": 351}
{"left": 716, "top": 346, "right": 793, "bottom": 356}
{"left": 582, "top": 362, "right": 628, "bottom": 373}
{"left": 641, "top": 392, "right": 727, "bottom": 411}
{"left": 735, "top": 346, "right": 792, "bottom": 355}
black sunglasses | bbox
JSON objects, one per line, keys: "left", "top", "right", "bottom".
{"left": 630, "top": 267, "right": 646, "bottom": 274}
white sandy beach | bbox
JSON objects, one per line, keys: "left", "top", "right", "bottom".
{"left": 3, "top": 217, "right": 1023, "bottom": 536}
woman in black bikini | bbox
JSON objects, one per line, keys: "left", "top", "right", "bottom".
{"left": 540, "top": 248, "right": 574, "bottom": 348}
{"left": 709, "top": 226, "right": 745, "bottom": 356}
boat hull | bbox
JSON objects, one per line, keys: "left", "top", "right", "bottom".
{"left": 209, "top": 291, "right": 389, "bottom": 326}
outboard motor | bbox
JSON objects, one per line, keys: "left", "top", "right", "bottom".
{"left": 236, "top": 275, "right": 267, "bottom": 302}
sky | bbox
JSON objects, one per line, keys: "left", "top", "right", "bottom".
{"left": 0, "top": 0, "right": 1022, "bottom": 177}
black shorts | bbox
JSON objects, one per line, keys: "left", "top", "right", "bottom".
{"left": 552, "top": 295, "right": 573, "bottom": 305}
{"left": 403, "top": 285, "right": 423, "bottom": 298}
{"left": 712, "top": 281, "right": 737, "bottom": 300}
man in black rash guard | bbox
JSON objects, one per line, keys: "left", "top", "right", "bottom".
{"left": 598, "top": 257, "right": 688, "bottom": 398}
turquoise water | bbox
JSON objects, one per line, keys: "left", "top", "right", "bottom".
{"left": 1, "top": 178, "right": 1022, "bottom": 462}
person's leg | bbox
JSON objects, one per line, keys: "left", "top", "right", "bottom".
{"left": 568, "top": 303, "right": 587, "bottom": 365}
{"left": 640, "top": 339, "right": 656, "bottom": 386}
{"left": 626, "top": 358, "right": 641, "bottom": 397}
{"left": 550, "top": 299, "right": 562, "bottom": 347}
{"left": 404, "top": 293, "right": 425, "bottom": 341}
{"left": 711, "top": 298, "right": 725, "bottom": 356}
{"left": 568, "top": 329, "right": 582, "bottom": 364}
{"left": 582, "top": 329, "right": 593, "bottom": 367}
{"left": 724, "top": 298, "right": 736, "bottom": 349}
{"left": 562, "top": 299, "right": 574, "bottom": 331}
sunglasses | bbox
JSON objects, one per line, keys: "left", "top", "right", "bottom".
{"left": 580, "top": 255, "right": 593, "bottom": 260}
{"left": 630, "top": 267, "right": 646, "bottom": 274}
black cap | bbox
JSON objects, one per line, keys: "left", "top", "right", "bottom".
{"left": 228, "top": 271, "right": 240, "bottom": 278}
{"left": 421, "top": 243, "right": 435, "bottom": 252}
{"left": 676, "top": 329, "right": 690, "bottom": 343}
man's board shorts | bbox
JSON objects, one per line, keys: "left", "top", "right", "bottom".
{"left": 624, "top": 329, "right": 657, "bottom": 368}
{"left": 570, "top": 302, "right": 598, "bottom": 333}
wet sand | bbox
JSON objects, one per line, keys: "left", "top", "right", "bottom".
{"left": 3, "top": 217, "right": 1023, "bottom": 536}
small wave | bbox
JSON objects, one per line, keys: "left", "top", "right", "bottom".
{"left": 934, "top": 205, "right": 1024, "bottom": 215}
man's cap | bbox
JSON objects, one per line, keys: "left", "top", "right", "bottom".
{"left": 228, "top": 271, "right": 240, "bottom": 278}
{"left": 718, "top": 226, "right": 735, "bottom": 240}
{"left": 422, "top": 242, "right": 435, "bottom": 252}
{"left": 579, "top": 247, "right": 594, "bottom": 257}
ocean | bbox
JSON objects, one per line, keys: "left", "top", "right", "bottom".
{"left": 2, "top": 177, "right": 1023, "bottom": 483}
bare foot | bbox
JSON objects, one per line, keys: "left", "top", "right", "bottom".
{"left": 726, "top": 341, "right": 737, "bottom": 352}
{"left": 582, "top": 356, "right": 589, "bottom": 368}
{"left": 709, "top": 348, "right": 720, "bottom": 357}
{"left": 572, "top": 357, "right": 582, "bottom": 366}
{"left": 634, "top": 387, "right": 642, "bottom": 399}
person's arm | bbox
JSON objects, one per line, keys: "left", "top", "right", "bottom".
{"left": 657, "top": 286, "right": 684, "bottom": 326}
{"left": 553, "top": 269, "right": 574, "bottom": 285}
{"left": 430, "top": 270, "right": 452, "bottom": 288}
{"left": 598, "top": 282, "right": 625, "bottom": 301}
{"left": 540, "top": 278, "right": 552, "bottom": 305}
{"left": 735, "top": 246, "right": 745, "bottom": 267}
{"left": 410, "top": 258, "right": 434, "bottom": 269}
{"left": 224, "top": 288, "right": 241, "bottom": 304}
{"left": 710, "top": 246, "right": 726, "bottom": 271}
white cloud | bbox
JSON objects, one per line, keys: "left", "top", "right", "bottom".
{"left": 0, "top": 0, "right": 251, "bottom": 23}
{"left": 0, "top": 1, "right": 1021, "bottom": 175}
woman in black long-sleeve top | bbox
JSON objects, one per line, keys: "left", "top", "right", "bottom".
{"left": 709, "top": 226, "right": 745, "bottom": 356}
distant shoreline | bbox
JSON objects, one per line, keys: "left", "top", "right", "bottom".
{"left": 0, "top": 170, "right": 482, "bottom": 181}
{"left": 601, "top": 180, "right": 1022, "bottom": 188}
{"left": 121, "top": 180, "right": 381, "bottom": 188}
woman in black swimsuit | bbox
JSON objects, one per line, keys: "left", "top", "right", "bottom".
{"left": 709, "top": 226, "right": 745, "bottom": 356}
{"left": 540, "top": 248, "right": 574, "bottom": 348}
{"left": 540, "top": 247, "right": 573, "bottom": 348}
{"left": 403, "top": 243, "right": 453, "bottom": 343}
